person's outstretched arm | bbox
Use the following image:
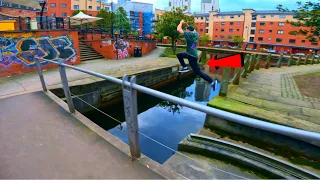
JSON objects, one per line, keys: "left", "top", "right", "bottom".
{"left": 177, "top": 20, "right": 187, "bottom": 34}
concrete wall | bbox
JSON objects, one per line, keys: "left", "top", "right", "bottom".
{"left": 51, "top": 65, "right": 192, "bottom": 113}
{"left": 204, "top": 115, "right": 320, "bottom": 160}
{"left": 83, "top": 39, "right": 156, "bottom": 59}
{"left": 0, "top": 30, "right": 80, "bottom": 77}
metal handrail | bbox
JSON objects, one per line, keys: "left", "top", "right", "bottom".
{"left": 34, "top": 57, "right": 320, "bottom": 158}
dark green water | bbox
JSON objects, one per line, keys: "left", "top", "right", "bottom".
{"left": 84, "top": 74, "right": 220, "bottom": 164}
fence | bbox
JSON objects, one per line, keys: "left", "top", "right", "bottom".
{"left": 218, "top": 53, "right": 320, "bottom": 97}
{"left": 33, "top": 55, "right": 320, "bottom": 162}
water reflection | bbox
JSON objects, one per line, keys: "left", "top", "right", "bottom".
{"left": 195, "top": 77, "right": 211, "bottom": 102}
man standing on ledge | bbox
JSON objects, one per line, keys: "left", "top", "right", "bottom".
{"left": 176, "top": 20, "right": 217, "bottom": 90}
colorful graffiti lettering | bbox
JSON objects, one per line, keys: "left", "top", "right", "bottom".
{"left": 0, "top": 35, "right": 77, "bottom": 71}
{"left": 114, "top": 39, "right": 129, "bottom": 59}
{"left": 102, "top": 40, "right": 112, "bottom": 47}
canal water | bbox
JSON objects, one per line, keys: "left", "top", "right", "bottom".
{"left": 84, "top": 72, "right": 221, "bottom": 164}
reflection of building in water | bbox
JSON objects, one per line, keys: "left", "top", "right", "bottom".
{"left": 195, "top": 78, "right": 211, "bottom": 102}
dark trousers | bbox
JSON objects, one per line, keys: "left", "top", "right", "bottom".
{"left": 177, "top": 52, "right": 213, "bottom": 84}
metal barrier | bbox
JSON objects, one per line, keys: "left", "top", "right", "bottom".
{"left": 34, "top": 57, "right": 320, "bottom": 159}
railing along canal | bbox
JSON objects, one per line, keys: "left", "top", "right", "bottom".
{"left": 34, "top": 56, "right": 320, "bottom": 161}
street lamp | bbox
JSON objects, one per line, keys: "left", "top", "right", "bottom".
{"left": 38, "top": 0, "right": 47, "bottom": 30}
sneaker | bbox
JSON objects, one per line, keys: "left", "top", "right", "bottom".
{"left": 179, "top": 67, "right": 189, "bottom": 73}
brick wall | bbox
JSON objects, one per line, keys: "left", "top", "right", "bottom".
{"left": 0, "top": 7, "right": 37, "bottom": 19}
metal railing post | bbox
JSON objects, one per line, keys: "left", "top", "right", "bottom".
{"left": 34, "top": 57, "right": 47, "bottom": 92}
{"left": 58, "top": 60, "right": 75, "bottom": 113}
{"left": 122, "top": 75, "right": 141, "bottom": 159}
{"left": 219, "top": 67, "right": 231, "bottom": 97}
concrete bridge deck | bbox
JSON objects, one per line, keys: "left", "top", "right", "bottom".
{"left": 0, "top": 91, "right": 165, "bottom": 179}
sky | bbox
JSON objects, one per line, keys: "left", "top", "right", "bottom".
{"left": 112, "top": 0, "right": 317, "bottom": 13}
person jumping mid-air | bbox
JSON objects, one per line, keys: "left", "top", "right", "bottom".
{"left": 176, "top": 20, "right": 217, "bottom": 90}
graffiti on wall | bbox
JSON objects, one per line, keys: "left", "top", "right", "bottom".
{"left": 114, "top": 39, "right": 129, "bottom": 59}
{"left": 0, "top": 35, "right": 77, "bottom": 72}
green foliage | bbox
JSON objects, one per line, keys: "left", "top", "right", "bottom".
{"left": 96, "top": 9, "right": 112, "bottom": 30}
{"left": 72, "top": 10, "right": 86, "bottom": 16}
{"left": 162, "top": 47, "right": 186, "bottom": 58}
{"left": 231, "top": 35, "right": 244, "bottom": 46}
{"left": 155, "top": 6, "right": 194, "bottom": 54}
{"left": 199, "top": 34, "right": 211, "bottom": 46}
{"left": 277, "top": 1, "right": 320, "bottom": 42}
{"left": 114, "top": 7, "right": 131, "bottom": 34}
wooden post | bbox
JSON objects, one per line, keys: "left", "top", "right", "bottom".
{"left": 250, "top": 54, "right": 256, "bottom": 72}
{"left": 276, "top": 55, "right": 283, "bottom": 68}
{"left": 232, "top": 68, "right": 241, "bottom": 85}
{"left": 317, "top": 56, "right": 320, "bottom": 64}
{"left": 304, "top": 54, "right": 309, "bottom": 65}
{"left": 219, "top": 67, "right": 231, "bottom": 97}
{"left": 297, "top": 56, "right": 302, "bottom": 66}
{"left": 255, "top": 54, "right": 261, "bottom": 70}
{"left": 311, "top": 54, "right": 315, "bottom": 65}
{"left": 288, "top": 54, "right": 293, "bottom": 67}
{"left": 200, "top": 50, "right": 208, "bottom": 64}
{"left": 241, "top": 55, "right": 250, "bottom": 78}
{"left": 265, "top": 53, "right": 271, "bottom": 69}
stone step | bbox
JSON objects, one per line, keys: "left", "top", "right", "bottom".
{"left": 226, "top": 91, "right": 320, "bottom": 125}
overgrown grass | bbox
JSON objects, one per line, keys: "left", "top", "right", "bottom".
{"left": 160, "top": 47, "right": 186, "bottom": 58}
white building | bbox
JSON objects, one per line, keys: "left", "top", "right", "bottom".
{"left": 201, "top": 0, "right": 219, "bottom": 13}
{"left": 123, "top": 1, "right": 153, "bottom": 13}
{"left": 168, "top": 0, "right": 191, "bottom": 13}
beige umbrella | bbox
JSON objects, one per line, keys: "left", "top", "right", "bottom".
{"left": 70, "top": 11, "right": 103, "bottom": 29}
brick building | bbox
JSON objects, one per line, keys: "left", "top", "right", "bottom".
{"left": 39, "top": 0, "right": 72, "bottom": 17}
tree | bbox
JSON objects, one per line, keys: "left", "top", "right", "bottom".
{"left": 72, "top": 10, "right": 86, "bottom": 16}
{"left": 199, "top": 34, "right": 211, "bottom": 46}
{"left": 154, "top": 6, "right": 194, "bottom": 54}
{"left": 96, "top": 9, "right": 112, "bottom": 31}
{"left": 277, "top": 1, "right": 320, "bottom": 42}
{"left": 114, "top": 7, "right": 131, "bottom": 34}
{"left": 231, "top": 35, "right": 244, "bottom": 47}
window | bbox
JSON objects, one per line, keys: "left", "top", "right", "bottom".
{"left": 278, "top": 22, "right": 284, "bottom": 26}
{"left": 252, "top": 15, "right": 257, "bottom": 20}
{"left": 230, "top": 15, "right": 234, "bottom": 18}
{"left": 261, "top": 15, "right": 266, "bottom": 18}
{"left": 201, "top": 17, "right": 203, "bottom": 20}
{"left": 229, "top": 29, "right": 233, "bottom": 32}
{"left": 88, "top": 6, "right": 92, "bottom": 9}
{"left": 269, "top": 30, "right": 272, "bottom": 33}
{"left": 228, "top": 36, "right": 232, "bottom": 39}
{"left": 271, "top": 14, "right": 274, "bottom": 17}
{"left": 268, "top": 37, "right": 271, "bottom": 41}
{"left": 260, "top": 22, "right": 265, "bottom": 26}
{"left": 259, "top": 29, "right": 264, "bottom": 34}
{"left": 105, "top": 7, "right": 110, "bottom": 11}
{"left": 311, "top": 42, "right": 318, "bottom": 46}
{"left": 258, "top": 37, "right": 263, "bottom": 41}
{"left": 289, "top": 39, "right": 296, "bottom": 44}
{"left": 200, "top": 29, "right": 203, "bottom": 32}
{"left": 277, "top": 30, "right": 284, "bottom": 34}
{"left": 276, "top": 38, "right": 282, "bottom": 42}
{"left": 62, "top": 12, "right": 67, "bottom": 16}
{"left": 206, "top": 23, "right": 209, "bottom": 27}
{"left": 216, "top": 28, "right": 218, "bottom": 31}
{"left": 221, "top": 29, "right": 225, "bottom": 32}
{"left": 89, "top": 14, "right": 92, "bottom": 16}
{"left": 251, "top": 22, "right": 256, "bottom": 27}
{"left": 237, "top": 22, "right": 241, "bottom": 25}
{"left": 230, "top": 22, "right": 234, "bottom": 25}
{"left": 169, "top": 2, "right": 171, "bottom": 6}
{"left": 206, "top": 29, "right": 208, "bottom": 33}
{"left": 221, "top": 22, "right": 225, "bottom": 25}
{"left": 237, "top": 29, "right": 240, "bottom": 32}
{"left": 97, "top": 6, "right": 100, "bottom": 10}
{"left": 61, "top": 4, "right": 66, "bottom": 8}
{"left": 220, "top": 35, "right": 225, "bottom": 39}
{"left": 302, "top": 40, "right": 306, "bottom": 43}
{"left": 216, "top": 22, "right": 219, "bottom": 24}
{"left": 50, "top": 3, "right": 56, "bottom": 7}
{"left": 280, "top": 15, "right": 286, "bottom": 18}
{"left": 215, "top": 35, "right": 218, "bottom": 37}
{"left": 97, "top": 0, "right": 100, "bottom": 2}
{"left": 270, "top": 22, "right": 273, "bottom": 25}
{"left": 250, "top": 30, "right": 255, "bottom": 34}
{"left": 249, "top": 37, "right": 254, "bottom": 42}
{"left": 238, "top": 15, "right": 241, "bottom": 17}
{"left": 221, "top": 15, "right": 225, "bottom": 19}
{"left": 74, "top": 5, "right": 79, "bottom": 9}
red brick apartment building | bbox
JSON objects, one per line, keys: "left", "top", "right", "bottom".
{"left": 192, "top": 9, "right": 319, "bottom": 54}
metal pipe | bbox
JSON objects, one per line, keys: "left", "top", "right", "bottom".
{"left": 35, "top": 57, "right": 320, "bottom": 146}
{"left": 34, "top": 57, "right": 47, "bottom": 92}
{"left": 58, "top": 61, "right": 75, "bottom": 113}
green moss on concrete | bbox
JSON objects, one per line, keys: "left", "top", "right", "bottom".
{"left": 207, "top": 96, "right": 320, "bottom": 133}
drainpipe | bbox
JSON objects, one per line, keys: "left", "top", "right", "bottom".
{"left": 39, "top": 0, "right": 47, "bottom": 30}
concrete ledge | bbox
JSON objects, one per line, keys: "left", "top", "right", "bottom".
{"left": 45, "top": 90, "right": 186, "bottom": 179}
